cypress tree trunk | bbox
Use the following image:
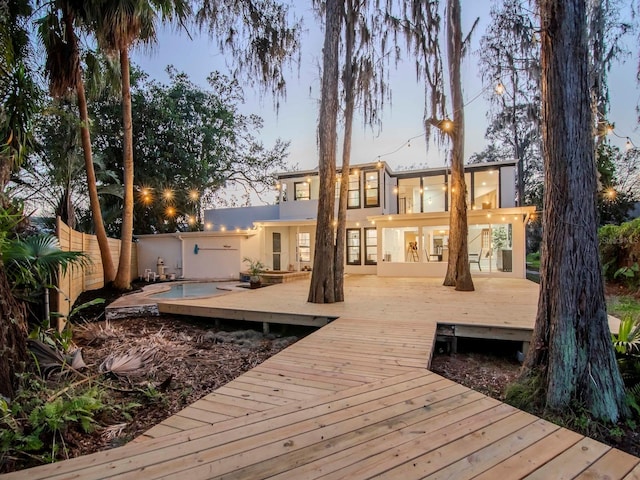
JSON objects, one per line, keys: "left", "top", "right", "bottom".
{"left": 443, "top": 0, "right": 474, "bottom": 291}
{"left": 308, "top": 0, "right": 342, "bottom": 304}
{"left": 523, "top": 0, "right": 627, "bottom": 422}
{"left": 334, "top": 1, "right": 355, "bottom": 303}
{"left": 113, "top": 46, "right": 134, "bottom": 291}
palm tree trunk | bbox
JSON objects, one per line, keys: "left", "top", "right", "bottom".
{"left": 113, "top": 46, "right": 134, "bottom": 290}
{"left": 443, "top": 0, "right": 473, "bottom": 291}
{"left": 0, "top": 265, "right": 27, "bottom": 398}
{"left": 308, "top": 0, "right": 342, "bottom": 304}
{"left": 76, "top": 77, "right": 115, "bottom": 283}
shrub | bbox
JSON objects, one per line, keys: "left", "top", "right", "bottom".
{"left": 599, "top": 218, "right": 640, "bottom": 290}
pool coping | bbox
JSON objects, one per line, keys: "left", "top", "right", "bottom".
{"left": 105, "top": 280, "right": 246, "bottom": 320}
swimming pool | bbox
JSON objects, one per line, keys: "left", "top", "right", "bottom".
{"left": 150, "top": 282, "right": 236, "bottom": 299}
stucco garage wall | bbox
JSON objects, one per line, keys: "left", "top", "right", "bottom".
{"left": 181, "top": 235, "right": 242, "bottom": 280}
{"left": 137, "top": 236, "right": 182, "bottom": 278}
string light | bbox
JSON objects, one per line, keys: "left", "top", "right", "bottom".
{"left": 626, "top": 138, "right": 634, "bottom": 151}
{"left": 495, "top": 81, "right": 505, "bottom": 96}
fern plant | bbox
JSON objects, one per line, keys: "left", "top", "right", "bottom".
{"left": 612, "top": 315, "right": 640, "bottom": 354}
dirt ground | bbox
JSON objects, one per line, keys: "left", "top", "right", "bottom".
{"left": 65, "top": 314, "right": 305, "bottom": 458}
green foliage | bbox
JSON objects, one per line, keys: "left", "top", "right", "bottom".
{"left": 491, "top": 225, "right": 509, "bottom": 250}
{"left": 599, "top": 217, "right": 640, "bottom": 290}
{"left": 2, "top": 234, "right": 89, "bottom": 324}
{"left": 504, "top": 373, "right": 544, "bottom": 412}
{"left": 596, "top": 143, "right": 638, "bottom": 225}
{"left": 243, "top": 257, "right": 266, "bottom": 276}
{"left": 0, "top": 374, "right": 106, "bottom": 469}
{"left": 85, "top": 67, "right": 290, "bottom": 235}
{"left": 608, "top": 296, "right": 640, "bottom": 321}
{"left": 612, "top": 316, "right": 640, "bottom": 355}
{"left": 526, "top": 251, "right": 540, "bottom": 268}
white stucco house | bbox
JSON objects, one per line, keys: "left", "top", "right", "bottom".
{"left": 136, "top": 160, "right": 535, "bottom": 280}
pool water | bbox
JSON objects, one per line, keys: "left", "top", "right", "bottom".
{"left": 150, "top": 282, "right": 234, "bottom": 299}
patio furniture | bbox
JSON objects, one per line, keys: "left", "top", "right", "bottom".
{"left": 469, "top": 249, "right": 484, "bottom": 271}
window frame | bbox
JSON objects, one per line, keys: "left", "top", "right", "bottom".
{"left": 294, "top": 181, "right": 310, "bottom": 201}
{"left": 364, "top": 170, "right": 380, "bottom": 208}
{"left": 297, "top": 232, "right": 311, "bottom": 262}
{"left": 346, "top": 228, "right": 361, "bottom": 265}
{"left": 347, "top": 172, "right": 361, "bottom": 209}
{"left": 364, "top": 227, "right": 377, "bottom": 265}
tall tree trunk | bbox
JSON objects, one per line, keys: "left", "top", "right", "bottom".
{"left": 523, "top": 0, "right": 627, "bottom": 422}
{"left": 443, "top": 0, "right": 474, "bottom": 291}
{"left": 308, "top": 0, "right": 342, "bottom": 304}
{"left": 113, "top": 47, "right": 134, "bottom": 290}
{"left": 76, "top": 77, "right": 116, "bottom": 283}
{"left": 0, "top": 265, "right": 27, "bottom": 399}
{"left": 334, "top": 1, "right": 356, "bottom": 303}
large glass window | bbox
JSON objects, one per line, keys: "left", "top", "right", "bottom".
{"left": 347, "top": 229, "right": 361, "bottom": 264}
{"left": 421, "top": 226, "right": 449, "bottom": 262}
{"left": 295, "top": 181, "right": 310, "bottom": 201}
{"left": 364, "top": 171, "right": 379, "bottom": 207}
{"left": 364, "top": 228, "right": 377, "bottom": 265}
{"left": 473, "top": 170, "right": 499, "bottom": 209}
{"left": 398, "top": 178, "right": 420, "bottom": 214}
{"left": 381, "top": 226, "right": 419, "bottom": 263}
{"left": 348, "top": 173, "right": 360, "bottom": 208}
{"left": 422, "top": 175, "right": 447, "bottom": 213}
{"left": 297, "top": 232, "right": 311, "bottom": 262}
{"left": 467, "top": 223, "right": 513, "bottom": 272}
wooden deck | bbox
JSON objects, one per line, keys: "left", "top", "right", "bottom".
{"left": 3, "top": 276, "right": 637, "bottom": 479}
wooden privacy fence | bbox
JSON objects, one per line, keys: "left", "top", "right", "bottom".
{"left": 55, "top": 218, "right": 138, "bottom": 319}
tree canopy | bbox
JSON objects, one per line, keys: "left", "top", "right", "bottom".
{"left": 87, "top": 67, "right": 289, "bottom": 235}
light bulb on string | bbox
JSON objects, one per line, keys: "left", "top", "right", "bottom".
{"left": 495, "top": 81, "right": 505, "bottom": 96}
{"left": 626, "top": 138, "right": 634, "bottom": 151}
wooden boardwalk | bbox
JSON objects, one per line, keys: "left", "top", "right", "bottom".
{"left": 3, "top": 276, "right": 638, "bottom": 479}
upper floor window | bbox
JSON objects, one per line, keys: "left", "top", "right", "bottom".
{"left": 473, "top": 169, "right": 499, "bottom": 209}
{"left": 365, "top": 171, "right": 379, "bottom": 207}
{"left": 348, "top": 172, "right": 360, "bottom": 209}
{"left": 295, "top": 181, "right": 310, "bottom": 201}
{"left": 398, "top": 177, "right": 420, "bottom": 214}
{"left": 422, "top": 175, "right": 446, "bottom": 213}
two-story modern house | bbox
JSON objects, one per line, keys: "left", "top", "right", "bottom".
{"left": 136, "top": 160, "right": 535, "bottom": 280}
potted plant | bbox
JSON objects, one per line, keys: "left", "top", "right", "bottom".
{"left": 243, "top": 257, "right": 265, "bottom": 289}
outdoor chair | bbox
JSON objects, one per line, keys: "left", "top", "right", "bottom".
{"left": 469, "top": 249, "right": 484, "bottom": 271}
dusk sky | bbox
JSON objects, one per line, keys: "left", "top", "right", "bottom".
{"left": 131, "top": 3, "right": 639, "bottom": 191}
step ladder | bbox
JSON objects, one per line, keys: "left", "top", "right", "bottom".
{"left": 406, "top": 243, "right": 419, "bottom": 262}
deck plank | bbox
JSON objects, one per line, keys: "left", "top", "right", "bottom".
{"left": 3, "top": 276, "right": 636, "bottom": 479}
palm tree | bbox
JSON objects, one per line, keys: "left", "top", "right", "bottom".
{"left": 3, "top": 234, "right": 89, "bottom": 327}
{"left": 90, "top": 0, "right": 190, "bottom": 290}
{"left": 0, "top": 0, "right": 38, "bottom": 399}
{"left": 38, "top": 1, "right": 116, "bottom": 283}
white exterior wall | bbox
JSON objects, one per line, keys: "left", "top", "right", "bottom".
{"left": 137, "top": 236, "right": 182, "bottom": 278}
{"left": 181, "top": 235, "right": 242, "bottom": 280}
{"left": 280, "top": 199, "right": 319, "bottom": 220}
{"left": 136, "top": 232, "right": 260, "bottom": 281}
{"left": 500, "top": 166, "right": 516, "bottom": 208}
